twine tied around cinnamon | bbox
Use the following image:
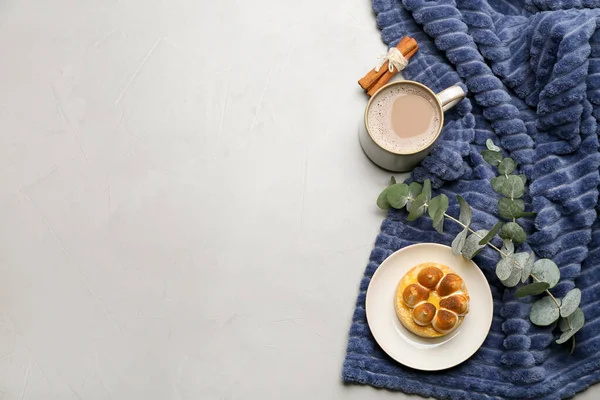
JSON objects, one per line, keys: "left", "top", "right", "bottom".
{"left": 375, "top": 47, "right": 409, "bottom": 73}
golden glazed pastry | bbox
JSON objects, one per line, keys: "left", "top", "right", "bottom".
{"left": 394, "top": 262, "right": 470, "bottom": 338}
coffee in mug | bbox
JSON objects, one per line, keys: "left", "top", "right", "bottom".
{"left": 359, "top": 80, "right": 465, "bottom": 172}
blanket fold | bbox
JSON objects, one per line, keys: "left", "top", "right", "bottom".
{"left": 343, "top": 0, "right": 600, "bottom": 398}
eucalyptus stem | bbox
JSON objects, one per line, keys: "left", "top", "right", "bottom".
{"left": 531, "top": 273, "right": 561, "bottom": 309}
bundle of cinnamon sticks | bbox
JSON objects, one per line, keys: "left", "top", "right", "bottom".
{"left": 358, "top": 36, "right": 419, "bottom": 96}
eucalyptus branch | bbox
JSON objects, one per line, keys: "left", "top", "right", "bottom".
{"left": 376, "top": 139, "right": 585, "bottom": 349}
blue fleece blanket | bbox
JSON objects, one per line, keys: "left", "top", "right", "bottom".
{"left": 343, "top": 1, "right": 600, "bottom": 399}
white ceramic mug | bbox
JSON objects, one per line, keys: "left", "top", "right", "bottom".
{"left": 359, "top": 80, "right": 466, "bottom": 172}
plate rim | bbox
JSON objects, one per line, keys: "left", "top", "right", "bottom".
{"left": 365, "top": 242, "right": 494, "bottom": 371}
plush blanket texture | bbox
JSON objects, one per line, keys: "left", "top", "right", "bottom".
{"left": 342, "top": 0, "right": 600, "bottom": 398}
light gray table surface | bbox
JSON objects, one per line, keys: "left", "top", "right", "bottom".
{"left": 0, "top": 0, "right": 598, "bottom": 399}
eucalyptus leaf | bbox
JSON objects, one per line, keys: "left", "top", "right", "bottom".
{"left": 492, "top": 175, "right": 523, "bottom": 198}
{"left": 377, "top": 188, "right": 391, "bottom": 210}
{"left": 482, "top": 150, "right": 503, "bottom": 166}
{"left": 432, "top": 208, "right": 445, "bottom": 234}
{"left": 407, "top": 193, "right": 427, "bottom": 222}
{"left": 486, "top": 139, "right": 501, "bottom": 152}
{"left": 570, "top": 307, "right": 585, "bottom": 330}
{"left": 500, "top": 222, "right": 527, "bottom": 243}
{"left": 514, "top": 252, "right": 529, "bottom": 268}
{"left": 530, "top": 296, "right": 561, "bottom": 326}
{"left": 498, "top": 158, "right": 516, "bottom": 175}
{"left": 423, "top": 179, "right": 432, "bottom": 202}
{"left": 496, "top": 255, "right": 516, "bottom": 281}
{"left": 556, "top": 328, "right": 578, "bottom": 344}
{"left": 532, "top": 259, "right": 561, "bottom": 288}
{"left": 479, "top": 221, "right": 503, "bottom": 245}
{"left": 496, "top": 253, "right": 526, "bottom": 285}
{"left": 390, "top": 176, "right": 396, "bottom": 185}
{"left": 560, "top": 288, "right": 582, "bottom": 318}
{"left": 498, "top": 175, "right": 525, "bottom": 199}
{"left": 428, "top": 194, "right": 449, "bottom": 219}
{"left": 406, "top": 182, "right": 423, "bottom": 211}
{"left": 409, "top": 182, "right": 422, "bottom": 198}
{"left": 556, "top": 308, "right": 585, "bottom": 344}
{"left": 387, "top": 183, "right": 410, "bottom": 209}
{"left": 457, "top": 195, "right": 472, "bottom": 227}
{"left": 498, "top": 198, "right": 525, "bottom": 220}
{"left": 522, "top": 252, "right": 535, "bottom": 283}
{"left": 501, "top": 239, "right": 514, "bottom": 258}
{"left": 559, "top": 315, "right": 570, "bottom": 332}
{"left": 503, "top": 264, "right": 523, "bottom": 287}
{"left": 462, "top": 230, "right": 488, "bottom": 260}
{"left": 491, "top": 176, "right": 506, "bottom": 194}
{"left": 515, "top": 282, "right": 550, "bottom": 298}
{"left": 452, "top": 228, "right": 468, "bottom": 255}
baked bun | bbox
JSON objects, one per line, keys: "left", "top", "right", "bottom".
{"left": 394, "top": 262, "right": 470, "bottom": 338}
{"left": 417, "top": 266, "right": 444, "bottom": 288}
{"left": 412, "top": 302, "right": 436, "bottom": 326}
{"left": 402, "top": 284, "right": 429, "bottom": 307}
{"left": 437, "top": 273, "right": 464, "bottom": 296}
{"left": 432, "top": 309, "right": 458, "bottom": 334}
{"left": 439, "top": 294, "right": 469, "bottom": 316}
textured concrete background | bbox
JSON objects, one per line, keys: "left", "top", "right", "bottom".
{"left": 0, "top": 0, "right": 596, "bottom": 399}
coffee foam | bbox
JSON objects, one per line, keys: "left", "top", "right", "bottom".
{"left": 367, "top": 83, "right": 441, "bottom": 153}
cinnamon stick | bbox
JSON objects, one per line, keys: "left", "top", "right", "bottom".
{"left": 358, "top": 37, "right": 411, "bottom": 90}
{"left": 367, "top": 45, "right": 418, "bottom": 97}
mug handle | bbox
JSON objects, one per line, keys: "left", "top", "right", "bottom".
{"left": 436, "top": 85, "right": 466, "bottom": 111}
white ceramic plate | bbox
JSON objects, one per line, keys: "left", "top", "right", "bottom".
{"left": 366, "top": 243, "right": 493, "bottom": 371}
